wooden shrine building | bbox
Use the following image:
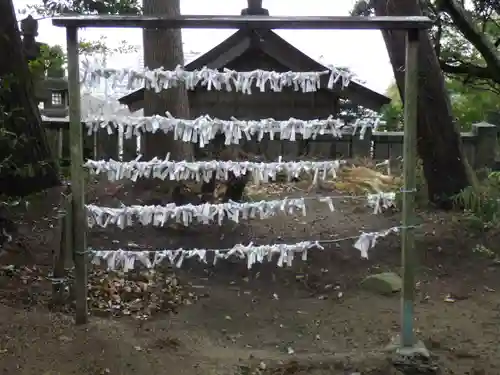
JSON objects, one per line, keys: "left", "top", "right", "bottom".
{"left": 118, "top": 0, "right": 391, "bottom": 159}
{"left": 119, "top": 0, "right": 390, "bottom": 116}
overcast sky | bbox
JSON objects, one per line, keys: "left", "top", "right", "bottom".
{"left": 14, "top": 0, "right": 394, "bottom": 94}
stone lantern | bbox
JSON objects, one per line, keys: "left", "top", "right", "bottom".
{"left": 21, "top": 16, "right": 69, "bottom": 118}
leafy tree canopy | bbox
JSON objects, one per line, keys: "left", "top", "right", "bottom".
{"left": 352, "top": 0, "right": 500, "bottom": 130}
{"left": 353, "top": 0, "right": 500, "bottom": 89}
{"left": 381, "top": 78, "right": 500, "bottom": 131}
{"left": 29, "top": 36, "right": 138, "bottom": 80}
{"left": 29, "top": 0, "right": 141, "bottom": 15}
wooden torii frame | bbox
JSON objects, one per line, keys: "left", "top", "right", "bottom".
{"left": 52, "top": 13, "right": 430, "bottom": 352}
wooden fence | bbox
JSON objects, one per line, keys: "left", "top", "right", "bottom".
{"left": 42, "top": 119, "right": 499, "bottom": 170}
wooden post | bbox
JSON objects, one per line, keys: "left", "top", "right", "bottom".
{"left": 93, "top": 132, "right": 98, "bottom": 159}
{"left": 66, "top": 27, "right": 88, "bottom": 324}
{"left": 400, "top": 29, "right": 419, "bottom": 348}
{"left": 51, "top": 185, "right": 73, "bottom": 305}
{"left": 57, "top": 128, "right": 64, "bottom": 172}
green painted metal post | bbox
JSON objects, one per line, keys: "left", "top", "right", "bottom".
{"left": 66, "top": 26, "right": 88, "bottom": 324}
{"left": 401, "top": 28, "right": 419, "bottom": 348}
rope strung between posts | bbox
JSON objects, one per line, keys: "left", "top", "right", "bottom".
{"left": 85, "top": 191, "right": 396, "bottom": 229}
{"left": 76, "top": 61, "right": 403, "bottom": 274}
{"left": 88, "top": 225, "right": 418, "bottom": 271}
{"left": 80, "top": 63, "right": 352, "bottom": 93}
{"left": 82, "top": 112, "right": 382, "bottom": 146}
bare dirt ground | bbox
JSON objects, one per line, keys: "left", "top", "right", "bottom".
{"left": 0, "top": 175, "right": 500, "bottom": 375}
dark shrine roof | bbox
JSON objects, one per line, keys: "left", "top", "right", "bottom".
{"left": 119, "top": 25, "right": 391, "bottom": 111}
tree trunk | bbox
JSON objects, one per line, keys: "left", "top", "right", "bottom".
{"left": 373, "top": 0, "right": 471, "bottom": 208}
{"left": 142, "top": 0, "right": 193, "bottom": 161}
{"left": 139, "top": 0, "right": 198, "bottom": 202}
{"left": 0, "top": 0, "right": 60, "bottom": 197}
{"left": 141, "top": 0, "right": 248, "bottom": 203}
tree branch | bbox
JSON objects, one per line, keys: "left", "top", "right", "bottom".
{"left": 438, "top": 0, "right": 500, "bottom": 82}
{"left": 440, "top": 60, "right": 493, "bottom": 79}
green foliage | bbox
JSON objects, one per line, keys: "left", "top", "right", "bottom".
{"left": 453, "top": 171, "right": 500, "bottom": 231}
{"left": 436, "top": 10, "right": 500, "bottom": 85}
{"left": 379, "top": 103, "right": 403, "bottom": 131}
{"left": 0, "top": 76, "right": 20, "bottom": 174}
{"left": 27, "top": 36, "right": 138, "bottom": 80}
{"left": 31, "top": 0, "right": 141, "bottom": 15}
{"left": 79, "top": 36, "right": 138, "bottom": 56}
{"left": 0, "top": 75, "right": 45, "bottom": 181}
{"left": 435, "top": 9, "right": 500, "bottom": 126}
{"left": 379, "top": 82, "right": 403, "bottom": 131}
{"left": 28, "top": 44, "right": 65, "bottom": 77}
{"left": 353, "top": 0, "right": 500, "bottom": 132}
{"left": 380, "top": 79, "right": 500, "bottom": 130}
{"left": 353, "top": 0, "right": 500, "bottom": 86}
{"left": 447, "top": 80, "right": 500, "bottom": 130}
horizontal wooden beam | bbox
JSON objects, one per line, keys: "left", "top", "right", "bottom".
{"left": 52, "top": 15, "right": 432, "bottom": 30}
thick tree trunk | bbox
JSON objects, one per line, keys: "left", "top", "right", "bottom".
{"left": 140, "top": 0, "right": 200, "bottom": 203}
{"left": 0, "top": 0, "right": 60, "bottom": 197}
{"left": 141, "top": 0, "right": 247, "bottom": 203}
{"left": 373, "top": 0, "right": 471, "bottom": 208}
{"left": 142, "top": 0, "right": 193, "bottom": 161}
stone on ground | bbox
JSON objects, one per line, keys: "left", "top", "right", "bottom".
{"left": 360, "top": 272, "right": 402, "bottom": 295}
